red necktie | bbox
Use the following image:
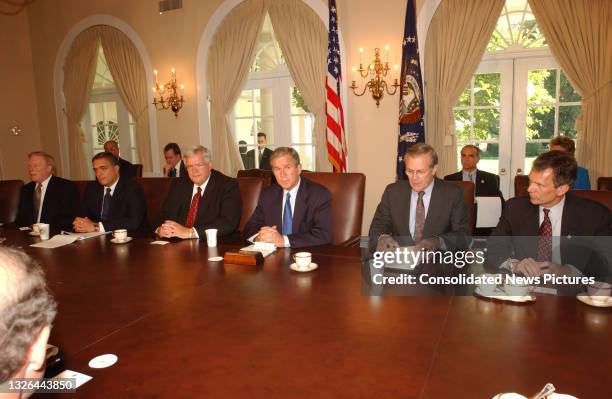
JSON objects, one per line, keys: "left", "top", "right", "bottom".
{"left": 185, "top": 187, "right": 202, "bottom": 228}
{"left": 536, "top": 208, "right": 552, "bottom": 261}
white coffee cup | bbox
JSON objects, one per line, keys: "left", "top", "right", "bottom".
{"left": 587, "top": 281, "right": 611, "bottom": 303}
{"left": 113, "top": 229, "right": 128, "bottom": 241}
{"left": 504, "top": 282, "right": 529, "bottom": 297}
{"left": 205, "top": 228, "right": 218, "bottom": 247}
{"left": 293, "top": 252, "right": 312, "bottom": 269}
{"left": 38, "top": 223, "right": 50, "bottom": 240}
{"left": 32, "top": 223, "right": 41, "bottom": 234}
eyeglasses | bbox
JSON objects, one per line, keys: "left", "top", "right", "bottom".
{"left": 405, "top": 169, "right": 431, "bottom": 178}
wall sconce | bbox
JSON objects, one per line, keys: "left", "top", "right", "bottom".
{"left": 152, "top": 68, "right": 185, "bottom": 117}
{"left": 350, "top": 46, "right": 399, "bottom": 107}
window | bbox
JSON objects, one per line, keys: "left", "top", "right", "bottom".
{"left": 232, "top": 13, "right": 315, "bottom": 171}
{"left": 82, "top": 46, "right": 137, "bottom": 175}
{"left": 452, "top": 0, "right": 582, "bottom": 198}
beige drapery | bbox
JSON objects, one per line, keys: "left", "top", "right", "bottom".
{"left": 206, "top": 0, "right": 266, "bottom": 176}
{"left": 266, "top": 0, "right": 329, "bottom": 171}
{"left": 62, "top": 28, "right": 99, "bottom": 179}
{"left": 424, "top": 0, "right": 504, "bottom": 175}
{"left": 529, "top": 0, "right": 612, "bottom": 185}
{"left": 99, "top": 25, "right": 153, "bottom": 171}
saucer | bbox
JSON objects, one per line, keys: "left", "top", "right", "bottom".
{"left": 88, "top": 354, "right": 118, "bottom": 369}
{"left": 29, "top": 231, "right": 40, "bottom": 236}
{"left": 475, "top": 286, "right": 535, "bottom": 303}
{"left": 290, "top": 262, "right": 318, "bottom": 272}
{"left": 110, "top": 237, "right": 132, "bottom": 244}
{"left": 577, "top": 294, "right": 612, "bottom": 308}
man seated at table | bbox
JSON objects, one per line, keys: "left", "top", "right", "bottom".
{"left": 369, "top": 143, "right": 470, "bottom": 253}
{"left": 15, "top": 151, "right": 78, "bottom": 234}
{"left": 485, "top": 151, "right": 611, "bottom": 279}
{"left": 243, "top": 147, "right": 332, "bottom": 248}
{"left": 73, "top": 152, "right": 148, "bottom": 234}
{"left": 549, "top": 135, "right": 590, "bottom": 190}
{"left": 0, "top": 247, "right": 57, "bottom": 398}
{"left": 104, "top": 140, "right": 136, "bottom": 178}
{"left": 154, "top": 145, "right": 241, "bottom": 240}
{"left": 163, "top": 142, "right": 187, "bottom": 178}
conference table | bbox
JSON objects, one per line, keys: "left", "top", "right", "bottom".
{"left": 0, "top": 226, "right": 610, "bottom": 398}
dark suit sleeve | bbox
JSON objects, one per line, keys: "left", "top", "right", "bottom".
{"left": 15, "top": 184, "right": 32, "bottom": 227}
{"left": 194, "top": 178, "right": 241, "bottom": 237}
{"left": 368, "top": 185, "right": 394, "bottom": 251}
{"left": 103, "top": 184, "right": 147, "bottom": 232}
{"left": 57, "top": 180, "right": 79, "bottom": 232}
{"left": 153, "top": 179, "right": 182, "bottom": 232}
{"left": 288, "top": 188, "right": 333, "bottom": 248}
{"left": 242, "top": 200, "right": 266, "bottom": 240}
{"left": 439, "top": 185, "right": 471, "bottom": 250}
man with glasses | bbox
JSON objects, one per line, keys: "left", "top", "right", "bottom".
{"left": 369, "top": 143, "right": 470, "bottom": 252}
{"left": 154, "top": 145, "right": 241, "bottom": 240}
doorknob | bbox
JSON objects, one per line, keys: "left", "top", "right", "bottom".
{"left": 499, "top": 168, "right": 506, "bottom": 176}
{"left": 516, "top": 168, "right": 523, "bottom": 175}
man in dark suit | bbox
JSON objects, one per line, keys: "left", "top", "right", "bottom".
{"left": 239, "top": 140, "right": 254, "bottom": 169}
{"left": 163, "top": 142, "right": 187, "bottom": 178}
{"left": 369, "top": 144, "right": 470, "bottom": 253}
{"left": 104, "top": 140, "right": 136, "bottom": 178}
{"left": 444, "top": 144, "right": 502, "bottom": 197}
{"left": 243, "top": 147, "right": 332, "bottom": 248}
{"left": 154, "top": 145, "right": 241, "bottom": 239}
{"left": 73, "top": 152, "right": 148, "bottom": 234}
{"left": 485, "top": 151, "right": 611, "bottom": 279}
{"left": 15, "top": 151, "right": 79, "bottom": 235}
{"left": 245, "top": 132, "right": 272, "bottom": 170}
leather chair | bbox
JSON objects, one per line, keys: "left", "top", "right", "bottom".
{"left": 133, "top": 164, "right": 143, "bottom": 178}
{"left": 237, "top": 177, "right": 264, "bottom": 232}
{"left": 570, "top": 190, "right": 612, "bottom": 212}
{"left": 514, "top": 175, "right": 529, "bottom": 197}
{"left": 134, "top": 177, "right": 173, "bottom": 223}
{"left": 0, "top": 180, "right": 24, "bottom": 223}
{"left": 237, "top": 169, "right": 274, "bottom": 186}
{"left": 448, "top": 181, "right": 475, "bottom": 233}
{"left": 598, "top": 177, "right": 612, "bottom": 191}
{"left": 73, "top": 180, "right": 90, "bottom": 202}
{"left": 301, "top": 172, "right": 365, "bottom": 246}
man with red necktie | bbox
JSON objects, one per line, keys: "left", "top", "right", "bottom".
{"left": 154, "top": 145, "right": 241, "bottom": 240}
{"left": 485, "top": 151, "right": 611, "bottom": 279}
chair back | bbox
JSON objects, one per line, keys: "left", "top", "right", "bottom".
{"left": 301, "top": 172, "right": 365, "bottom": 246}
{"left": 133, "top": 164, "right": 143, "bottom": 178}
{"left": 514, "top": 175, "right": 529, "bottom": 197}
{"left": 135, "top": 177, "right": 174, "bottom": 223}
{"left": 237, "top": 169, "right": 274, "bottom": 186}
{"left": 0, "top": 180, "right": 24, "bottom": 223}
{"left": 598, "top": 177, "right": 612, "bottom": 191}
{"left": 448, "top": 180, "right": 475, "bottom": 232}
{"left": 570, "top": 190, "right": 612, "bottom": 212}
{"left": 237, "top": 177, "right": 264, "bottom": 232}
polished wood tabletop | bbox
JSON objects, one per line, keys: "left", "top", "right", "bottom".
{"left": 0, "top": 226, "right": 610, "bottom": 398}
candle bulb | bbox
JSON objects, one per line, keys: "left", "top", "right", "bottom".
{"left": 180, "top": 84, "right": 184, "bottom": 95}
{"left": 154, "top": 69, "right": 158, "bottom": 85}
{"left": 385, "top": 44, "right": 389, "bottom": 63}
{"left": 359, "top": 47, "right": 363, "bottom": 65}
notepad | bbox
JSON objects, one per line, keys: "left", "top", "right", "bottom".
{"left": 475, "top": 196, "right": 502, "bottom": 228}
{"left": 30, "top": 235, "right": 78, "bottom": 248}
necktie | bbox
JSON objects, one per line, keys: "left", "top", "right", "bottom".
{"left": 33, "top": 183, "right": 42, "bottom": 222}
{"left": 413, "top": 191, "right": 425, "bottom": 243}
{"left": 168, "top": 168, "right": 176, "bottom": 177}
{"left": 185, "top": 187, "right": 202, "bottom": 228}
{"left": 258, "top": 150, "right": 263, "bottom": 166}
{"left": 282, "top": 192, "right": 293, "bottom": 235}
{"left": 536, "top": 208, "right": 552, "bottom": 261}
{"left": 101, "top": 187, "right": 112, "bottom": 222}
{"left": 467, "top": 172, "right": 473, "bottom": 183}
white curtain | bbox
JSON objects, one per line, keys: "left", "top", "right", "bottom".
{"left": 267, "top": 0, "right": 329, "bottom": 171}
{"left": 529, "top": 0, "right": 612, "bottom": 185}
{"left": 62, "top": 27, "right": 99, "bottom": 179}
{"left": 99, "top": 25, "right": 153, "bottom": 171}
{"left": 424, "top": 0, "right": 504, "bottom": 175}
{"left": 206, "top": 0, "right": 266, "bottom": 176}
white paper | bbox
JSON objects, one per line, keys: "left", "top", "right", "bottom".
{"left": 19, "top": 226, "right": 31, "bottom": 231}
{"left": 476, "top": 196, "right": 502, "bottom": 228}
{"left": 241, "top": 243, "right": 276, "bottom": 257}
{"left": 61, "top": 231, "right": 107, "bottom": 240}
{"left": 151, "top": 240, "right": 170, "bottom": 245}
{"left": 30, "top": 234, "right": 78, "bottom": 248}
{"left": 51, "top": 369, "right": 92, "bottom": 388}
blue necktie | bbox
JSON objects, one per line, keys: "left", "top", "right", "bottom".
{"left": 282, "top": 192, "right": 292, "bottom": 235}
{"left": 101, "top": 187, "right": 111, "bottom": 221}
{"left": 168, "top": 168, "right": 176, "bottom": 177}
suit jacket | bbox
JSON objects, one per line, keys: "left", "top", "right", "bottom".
{"left": 79, "top": 177, "right": 148, "bottom": 233}
{"left": 246, "top": 147, "right": 272, "bottom": 170}
{"left": 444, "top": 169, "right": 502, "bottom": 197}
{"left": 167, "top": 160, "right": 187, "bottom": 178}
{"left": 241, "top": 153, "right": 255, "bottom": 170}
{"left": 243, "top": 177, "right": 332, "bottom": 248}
{"left": 154, "top": 169, "right": 241, "bottom": 237}
{"left": 15, "top": 176, "right": 79, "bottom": 234}
{"left": 118, "top": 157, "right": 136, "bottom": 179}
{"left": 485, "top": 194, "right": 612, "bottom": 278}
{"left": 369, "top": 178, "right": 470, "bottom": 251}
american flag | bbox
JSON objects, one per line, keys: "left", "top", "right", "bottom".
{"left": 326, "top": 0, "right": 347, "bottom": 173}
